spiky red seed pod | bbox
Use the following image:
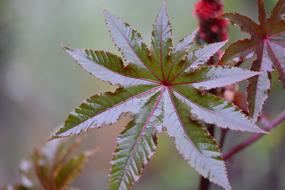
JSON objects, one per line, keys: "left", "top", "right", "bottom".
{"left": 194, "top": 0, "right": 228, "bottom": 43}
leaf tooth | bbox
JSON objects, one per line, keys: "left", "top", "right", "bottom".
{"left": 109, "top": 132, "right": 158, "bottom": 190}
{"left": 155, "top": 1, "right": 173, "bottom": 35}
{"left": 164, "top": 128, "right": 231, "bottom": 190}
{"left": 186, "top": 40, "right": 228, "bottom": 71}
{"left": 223, "top": 12, "right": 260, "bottom": 36}
{"left": 247, "top": 72, "right": 271, "bottom": 123}
{"left": 190, "top": 66, "right": 261, "bottom": 90}
{"left": 62, "top": 46, "right": 118, "bottom": 86}
{"left": 174, "top": 29, "right": 198, "bottom": 53}
{"left": 174, "top": 88, "right": 267, "bottom": 134}
{"left": 162, "top": 91, "right": 231, "bottom": 189}
{"left": 62, "top": 46, "right": 157, "bottom": 87}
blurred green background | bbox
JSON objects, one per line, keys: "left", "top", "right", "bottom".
{"left": 0, "top": 0, "right": 285, "bottom": 189}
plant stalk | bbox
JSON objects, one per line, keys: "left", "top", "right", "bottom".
{"left": 199, "top": 177, "right": 210, "bottom": 190}
{"left": 223, "top": 110, "right": 285, "bottom": 160}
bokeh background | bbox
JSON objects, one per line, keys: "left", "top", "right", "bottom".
{"left": 0, "top": 0, "right": 285, "bottom": 189}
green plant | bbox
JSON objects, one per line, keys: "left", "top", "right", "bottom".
{"left": 47, "top": 0, "right": 285, "bottom": 189}
{"left": 3, "top": 138, "right": 96, "bottom": 190}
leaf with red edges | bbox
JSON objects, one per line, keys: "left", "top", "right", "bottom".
{"left": 222, "top": 0, "right": 285, "bottom": 121}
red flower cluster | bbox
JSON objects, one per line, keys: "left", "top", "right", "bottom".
{"left": 194, "top": 0, "right": 228, "bottom": 43}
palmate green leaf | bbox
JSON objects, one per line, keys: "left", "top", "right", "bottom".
{"left": 222, "top": 0, "right": 285, "bottom": 122}
{"left": 52, "top": 3, "right": 266, "bottom": 190}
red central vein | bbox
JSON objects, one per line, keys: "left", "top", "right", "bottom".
{"left": 73, "top": 86, "right": 161, "bottom": 129}
{"left": 166, "top": 59, "right": 175, "bottom": 81}
{"left": 166, "top": 88, "right": 203, "bottom": 154}
{"left": 159, "top": 22, "right": 166, "bottom": 81}
{"left": 169, "top": 61, "right": 190, "bottom": 83}
{"left": 89, "top": 58, "right": 161, "bottom": 85}
{"left": 110, "top": 18, "right": 162, "bottom": 82}
{"left": 170, "top": 40, "right": 259, "bottom": 83}
{"left": 117, "top": 88, "right": 164, "bottom": 185}
{"left": 269, "top": 30, "right": 285, "bottom": 38}
{"left": 141, "top": 88, "right": 164, "bottom": 135}
{"left": 166, "top": 52, "right": 180, "bottom": 81}
{"left": 267, "top": 42, "right": 285, "bottom": 86}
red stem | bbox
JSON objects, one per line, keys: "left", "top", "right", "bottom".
{"left": 223, "top": 110, "right": 285, "bottom": 160}
{"left": 199, "top": 177, "right": 210, "bottom": 190}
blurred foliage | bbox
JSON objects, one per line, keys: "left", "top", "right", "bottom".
{"left": 0, "top": 0, "right": 285, "bottom": 189}
{"left": 1, "top": 138, "right": 96, "bottom": 190}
